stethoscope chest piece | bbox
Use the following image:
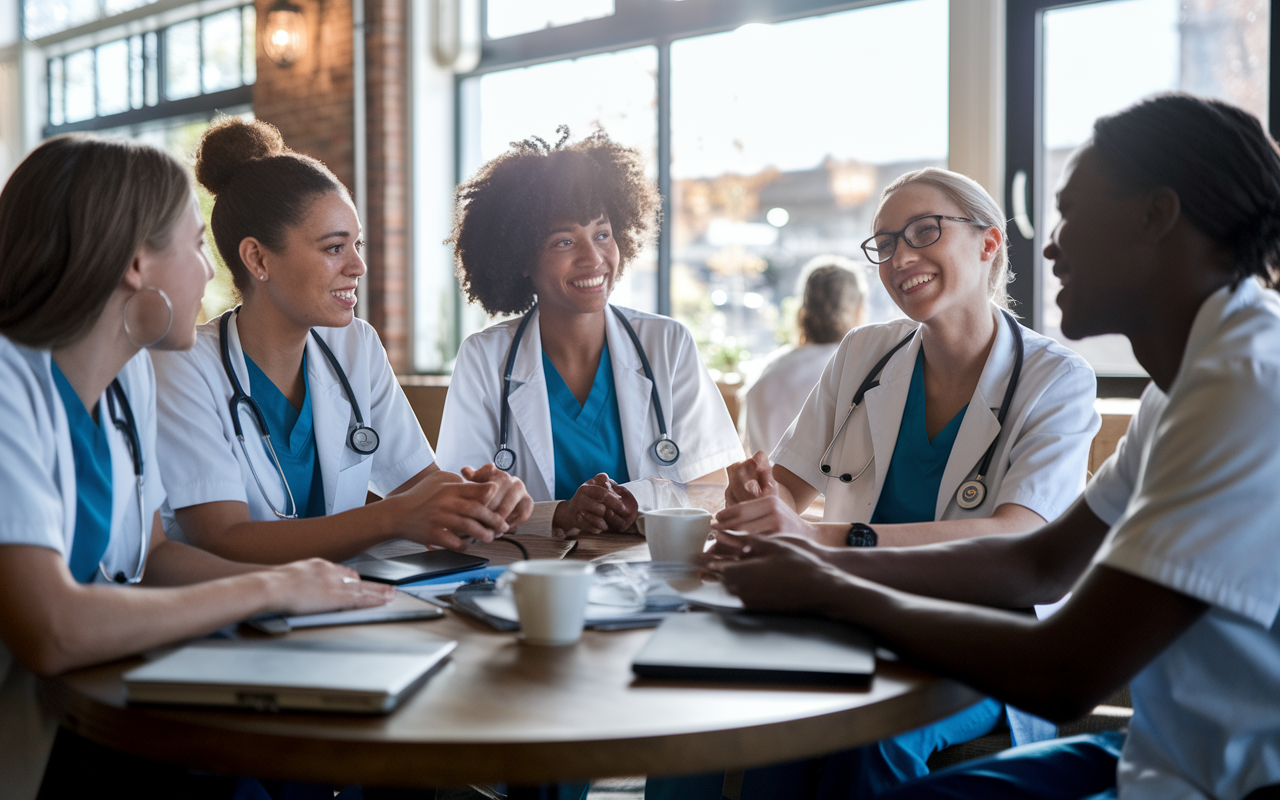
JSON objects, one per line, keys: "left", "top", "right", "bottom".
{"left": 652, "top": 437, "right": 680, "bottom": 466}
{"left": 349, "top": 424, "right": 380, "bottom": 455}
{"left": 494, "top": 447, "right": 516, "bottom": 472}
{"left": 956, "top": 479, "right": 986, "bottom": 510}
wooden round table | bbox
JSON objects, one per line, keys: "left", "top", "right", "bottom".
{"left": 41, "top": 611, "right": 982, "bottom": 790}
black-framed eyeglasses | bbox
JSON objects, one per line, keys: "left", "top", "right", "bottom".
{"left": 861, "top": 215, "right": 986, "bottom": 264}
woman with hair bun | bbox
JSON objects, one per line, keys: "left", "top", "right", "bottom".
{"left": 152, "top": 118, "right": 531, "bottom": 565}
{"left": 436, "top": 129, "right": 742, "bottom": 536}
{"left": 718, "top": 93, "right": 1280, "bottom": 799}
{"left": 0, "top": 134, "right": 394, "bottom": 800}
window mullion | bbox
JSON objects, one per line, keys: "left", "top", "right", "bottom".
{"left": 657, "top": 36, "right": 671, "bottom": 317}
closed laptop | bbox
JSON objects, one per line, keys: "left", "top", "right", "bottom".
{"left": 125, "top": 638, "right": 456, "bottom": 714}
{"left": 632, "top": 611, "right": 875, "bottom": 686}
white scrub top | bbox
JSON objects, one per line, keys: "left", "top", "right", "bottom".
{"left": 742, "top": 343, "right": 840, "bottom": 455}
{"left": 1086, "top": 279, "right": 1280, "bottom": 800}
{"left": 152, "top": 312, "right": 434, "bottom": 539}
{"left": 0, "top": 339, "right": 164, "bottom": 800}
{"left": 436, "top": 305, "right": 744, "bottom": 503}
{"left": 773, "top": 307, "right": 1099, "bottom": 524}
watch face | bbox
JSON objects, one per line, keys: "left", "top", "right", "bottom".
{"left": 653, "top": 438, "right": 680, "bottom": 465}
{"left": 494, "top": 448, "right": 516, "bottom": 472}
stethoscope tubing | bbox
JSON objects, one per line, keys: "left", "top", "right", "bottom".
{"left": 218, "top": 310, "right": 377, "bottom": 520}
{"left": 819, "top": 310, "right": 1024, "bottom": 509}
{"left": 101, "top": 379, "right": 149, "bottom": 584}
{"left": 493, "top": 304, "right": 680, "bottom": 472}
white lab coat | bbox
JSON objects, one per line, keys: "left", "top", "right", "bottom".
{"left": 773, "top": 308, "right": 1100, "bottom": 524}
{"left": 152, "top": 312, "right": 433, "bottom": 540}
{"left": 436, "top": 306, "right": 744, "bottom": 502}
{"left": 0, "top": 340, "right": 164, "bottom": 800}
{"left": 742, "top": 343, "right": 841, "bottom": 455}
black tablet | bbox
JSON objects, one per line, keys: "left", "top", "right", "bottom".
{"left": 354, "top": 550, "right": 490, "bottom": 585}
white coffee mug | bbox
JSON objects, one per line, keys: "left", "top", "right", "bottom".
{"left": 505, "top": 560, "right": 596, "bottom": 646}
{"left": 639, "top": 508, "right": 713, "bottom": 564}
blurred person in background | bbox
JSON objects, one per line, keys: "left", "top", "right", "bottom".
{"left": 742, "top": 256, "right": 868, "bottom": 455}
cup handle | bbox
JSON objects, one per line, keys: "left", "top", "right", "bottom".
{"left": 496, "top": 571, "right": 517, "bottom": 593}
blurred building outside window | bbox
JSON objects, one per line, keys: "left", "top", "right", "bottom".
{"left": 1040, "top": 0, "right": 1269, "bottom": 375}
{"left": 453, "top": 0, "right": 947, "bottom": 382}
{"left": 670, "top": 1, "right": 946, "bottom": 384}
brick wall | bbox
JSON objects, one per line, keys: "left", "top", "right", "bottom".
{"left": 364, "top": 0, "right": 410, "bottom": 370}
{"left": 253, "top": 0, "right": 356, "bottom": 193}
{"left": 253, "top": 0, "right": 411, "bottom": 371}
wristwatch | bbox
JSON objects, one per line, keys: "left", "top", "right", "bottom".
{"left": 846, "top": 522, "right": 878, "bottom": 548}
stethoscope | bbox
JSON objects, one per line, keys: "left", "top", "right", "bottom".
{"left": 819, "top": 309, "right": 1024, "bottom": 511}
{"left": 219, "top": 310, "right": 380, "bottom": 519}
{"left": 100, "top": 379, "right": 150, "bottom": 584}
{"left": 494, "top": 304, "right": 680, "bottom": 473}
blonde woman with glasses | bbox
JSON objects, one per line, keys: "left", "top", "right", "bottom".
{"left": 648, "top": 169, "right": 1100, "bottom": 798}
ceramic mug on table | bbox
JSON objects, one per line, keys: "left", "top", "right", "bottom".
{"left": 505, "top": 560, "right": 596, "bottom": 646}
{"left": 638, "top": 508, "right": 713, "bottom": 564}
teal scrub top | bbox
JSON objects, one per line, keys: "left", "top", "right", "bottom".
{"left": 543, "top": 342, "right": 630, "bottom": 501}
{"left": 51, "top": 361, "right": 113, "bottom": 583}
{"left": 871, "top": 350, "right": 968, "bottom": 525}
{"left": 244, "top": 353, "right": 326, "bottom": 518}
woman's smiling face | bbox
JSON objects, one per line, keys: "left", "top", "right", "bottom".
{"left": 252, "top": 191, "right": 366, "bottom": 330}
{"left": 872, "top": 183, "right": 998, "bottom": 324}
{"left": 528, "top": 214, "right": 620, "bottom": 317}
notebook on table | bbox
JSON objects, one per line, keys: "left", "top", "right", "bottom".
{"left": 124, "top": 638, "right": 456, "bottom": 714}
{"left": 632, "top": 611, "right": 875, "bottom": 686}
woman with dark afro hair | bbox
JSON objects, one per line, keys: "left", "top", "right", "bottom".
{"left": 437, "top": 129, "right": 743, "bottom": 536}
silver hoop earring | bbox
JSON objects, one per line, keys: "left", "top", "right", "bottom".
{"left": 123, "top": 287, "right": 174, "bottom": 348}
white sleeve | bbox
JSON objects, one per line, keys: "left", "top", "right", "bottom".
{"left": 1098, "top": 360, "right": 1280, "bottom": 627}
{"left": 1084, "top": 385, "right": 1166, "bottom": 526}
{"left": 435, "top": 333, "right": 504, "bottom": 474}
{"left": 772, "top": 336, "right": 852, "bottom": 491}
{"left": 663, "top": 323, "right": 744, "bottom": 482}
{"left": 151, "top": 348, "right": 249, "bottom": 510}
{"left": 361, "top": 327, "right": 434, "bottom": 496}
{"left": 0, "top": 357, "right": 65, "bottom": 554}
{"left": 991, "top": 362, "right": 1099, "bottom": 522}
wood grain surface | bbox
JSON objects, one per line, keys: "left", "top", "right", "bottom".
{"left": 40, "top": 529, "right": 982, "bottom": 788}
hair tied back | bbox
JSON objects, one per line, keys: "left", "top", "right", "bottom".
{"left": 195, "top": 118, "right": 288, "bottom": 198}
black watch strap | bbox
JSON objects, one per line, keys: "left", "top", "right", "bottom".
{"left": 846, "top": 522, "right": 878, "bottom": 548}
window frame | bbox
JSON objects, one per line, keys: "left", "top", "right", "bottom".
{"left": 1004, "top": 0, "right": 1280, "bottom": 365}
{"left": 456, "top": 0, "right": 904, "bottom": 334}
{"left": 37, "top": 0, "right": 253, "bottom": 137}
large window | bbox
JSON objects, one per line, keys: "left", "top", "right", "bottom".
{"left": 24, "top": 0, "right": 159, "bottom": 40}
{"left": 42, "top": 2, "right": 254, "bottom": 136}
{"left": 669, "top": 1, "right": 945, "bottom": 377}
{"left": 1009, "top": 0, "right": 1271, "bottom": 376}
{"left": 446, "top": 0, "right": 948, "bottom": 376}
{"left": 457, "top": 46, "right": 659, "bottom": 348}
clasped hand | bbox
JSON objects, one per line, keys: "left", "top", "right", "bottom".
{"left": 400, "top": 464, "right": 533, "bottom": 550}
{"left": 716, "top": 451, "right": 815, "bottom": 538}
{"left": 553, "top": 474, "right": 639, "bottom": 534}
